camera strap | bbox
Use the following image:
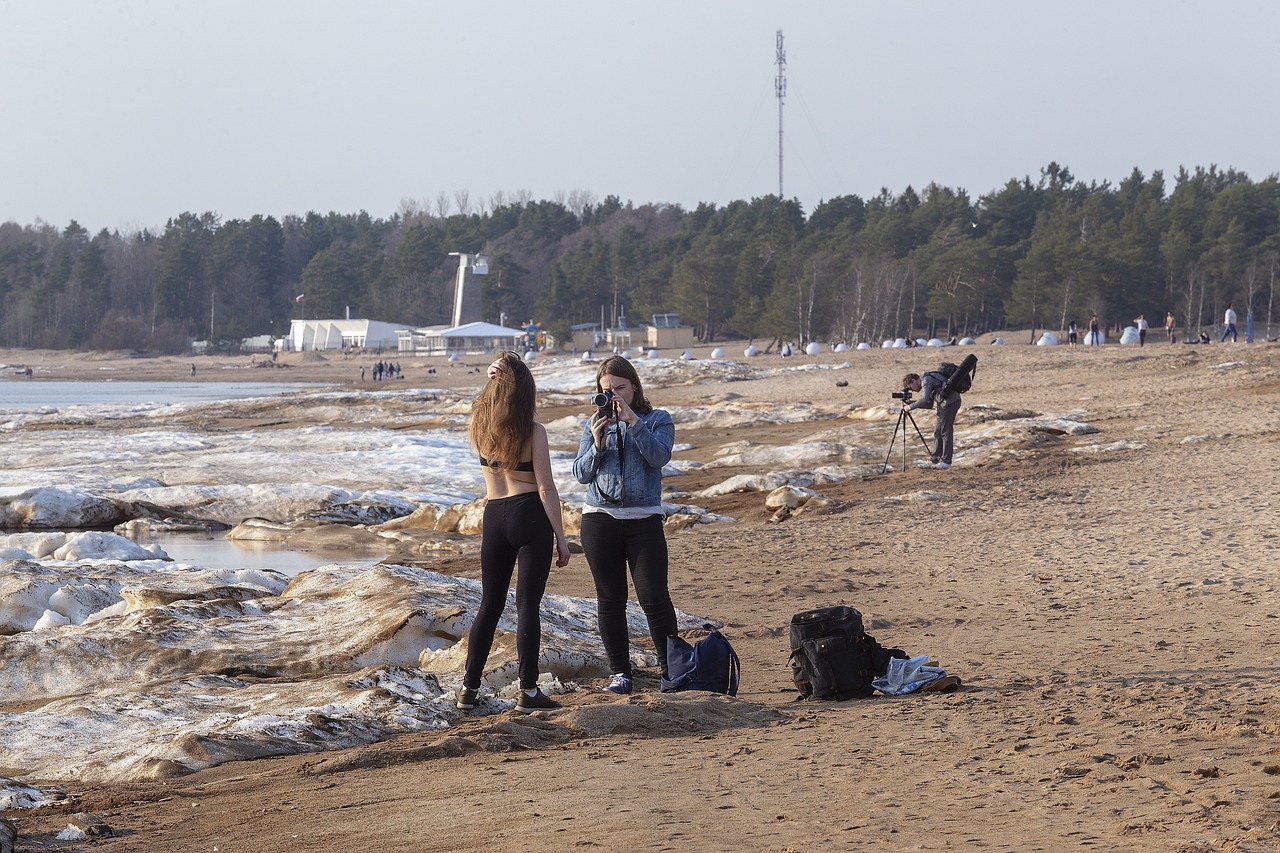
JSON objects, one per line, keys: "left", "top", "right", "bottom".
{"left": 593, "top": 418, "right": 626, "bottom": 505}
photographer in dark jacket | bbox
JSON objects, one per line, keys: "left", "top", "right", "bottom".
{"left": 902, "top": 370, "right": 961, "bottom": 470}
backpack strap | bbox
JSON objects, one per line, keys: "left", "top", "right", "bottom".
{"left": 722, "top": 634, "right": 741, "bottom": 697}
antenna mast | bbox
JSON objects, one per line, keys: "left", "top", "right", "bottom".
{"left": 775, "top": 30, "right": 786, "bottom": 199}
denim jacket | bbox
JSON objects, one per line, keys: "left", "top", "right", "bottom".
{"left": 573, "top": 408, "right": 674, "bottom": 509}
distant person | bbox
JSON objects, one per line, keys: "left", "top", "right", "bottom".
{"left": 190, "top": 363, "right": 196, "bottom": 376}
{"left": 360, "top": 366, "right": 366, "bottom": 382}
{"left": 903, "top": 367, "right": 962, "bottom": 470}
{"left": 1220, "top": 303, "right": 1238, "bottom": 342}
{"left": 573, "top": 356, "right": 678, "bottom": 696}
{"left": 456, "top": 351, "right": 571, "bottom": 714}
{"left": 1134, "top": 314, "right": 1148, "bottom": 347}
{"left": 1199, "top": 330, "right": 1211, "bottom": 344}
{"left": 1088, "top": 314, "right": 1102, "bottom": 346}
{"left": 1067, "top": 320, "right": 1079, "bottom": 346}
{"left": 1165, "top": 311, "right": 1177, "bottom": 344}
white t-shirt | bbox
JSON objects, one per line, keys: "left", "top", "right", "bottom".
{"left": 1225, "top": 308, "right": 1238, "bottom": 325}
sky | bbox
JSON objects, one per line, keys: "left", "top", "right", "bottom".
{"left": 3, "top": 0, "right": 1279, "bottom": 234}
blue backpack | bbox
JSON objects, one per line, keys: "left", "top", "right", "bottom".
{"left": 660, "top": 630, "right": 741, "bottom": 696}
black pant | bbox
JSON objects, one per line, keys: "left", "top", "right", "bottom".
{"left": 580, "top": 512, "right": 677, "bottom": 677}
{"left": 464, "top": 492, "right": 552, "bottom": 690}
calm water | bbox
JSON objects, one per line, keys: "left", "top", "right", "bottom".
{"left": 141, "top": 531, "right": 383, "bottom": 577}
{"left": 2, "top": 378, "right": 369, "bottom": 573}
{"left": 0, "top": 380, "right": 322, "bottom": 412}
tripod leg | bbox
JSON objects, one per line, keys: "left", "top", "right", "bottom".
{"left": 901, "top": 410, "right": 908, "bottom": 471}
{"left": 881, "top": 410, "right": 906, "bottom": 473}
{"left": 905, "top": 411, "right": 934, "bottom": 459}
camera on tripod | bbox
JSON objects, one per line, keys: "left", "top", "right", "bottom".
{"left": 592, "top": 391, "right": 617, "bottom": 418}
{"left": 892, "top": 388, "right": 913, "bottom": 402}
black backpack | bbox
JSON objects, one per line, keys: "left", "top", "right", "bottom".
{"left": 788, "top": 606, "right": 906, "bottom": 700}
{"left": 937, "top": 362, "right": 971, "bottom": 394}
{"left": 937, "top": 354, "right": 977, "bottom": 395}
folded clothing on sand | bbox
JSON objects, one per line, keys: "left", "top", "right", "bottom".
{"left": 872, "top": 655, "right": 951, "bottom": 695}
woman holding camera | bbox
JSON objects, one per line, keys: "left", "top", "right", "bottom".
{"left": 573, "top": 356, "right": 678, "bottom": 695}
{"left": 457, "top": 351, "right": 571, "bottom": 714}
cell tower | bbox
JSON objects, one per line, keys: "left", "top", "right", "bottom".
{"left": 775, "top": 29, "right": 786, "bottom": 199}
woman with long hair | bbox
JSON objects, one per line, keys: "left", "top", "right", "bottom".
{"left": 572, "top": 355, "right": 678, "bottom": 695}
{"left": 457, "top": 351, "right": 570, "bottom": 713}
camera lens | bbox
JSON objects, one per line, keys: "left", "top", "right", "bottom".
{"left": 591, "top": 392, "right": 611, "bottom": 407}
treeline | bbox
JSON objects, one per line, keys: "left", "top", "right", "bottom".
{"left": 2, "top": 163, "right": 1277, "bottom": 353}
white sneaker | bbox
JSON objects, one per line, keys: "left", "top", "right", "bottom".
{"left": 916, "top": 459, "right": 936, "bottom": 468}
{"left": 932, "top": 462, "right": 951, "bottom": 470}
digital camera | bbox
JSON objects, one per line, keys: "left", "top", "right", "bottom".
{"left": 892, "top": 389, "right": 913, "bottom": 401}
{"left": 592, "top": 391, "right": 616, "bottom": 418}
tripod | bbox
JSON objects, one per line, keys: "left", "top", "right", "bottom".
{"left": 881, "top": 401, "right": 934, "bottom": 473}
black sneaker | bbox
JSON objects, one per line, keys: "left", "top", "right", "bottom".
{"left": 456, "top": 686, "right": 478, "bottom": 711}
{"left": 515, "top": 689, "right": 561, "bottom": 713}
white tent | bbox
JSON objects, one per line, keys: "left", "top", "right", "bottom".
{"left": 287, "top": 319, "right": 408, "bottom": 352}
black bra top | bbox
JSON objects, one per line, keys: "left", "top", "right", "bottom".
{"left": 479, "top": 456, "right": 535, "bottom": 473}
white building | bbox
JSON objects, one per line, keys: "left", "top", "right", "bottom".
{"left": 287, "top": 319, "right": 408, "bottom": 352}
{"left": 397, "top": 321, "right": 526, "bottom": 356}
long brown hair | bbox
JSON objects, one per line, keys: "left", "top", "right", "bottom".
{"left": 469, "top": 351, "right": 536, "bottom": 469}
{"left": 596, "top": 355, "right": 653, "bottom": 414}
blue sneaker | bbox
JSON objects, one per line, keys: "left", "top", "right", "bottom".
{"left": 603, "top": 673, "right": 633, "bottom": 695}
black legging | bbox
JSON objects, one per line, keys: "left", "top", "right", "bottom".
{"left": 580, "top": 512, "right": 678, "bottom": 677}
{"left": 463, "top": 492, "right": 552, "bottom": 690}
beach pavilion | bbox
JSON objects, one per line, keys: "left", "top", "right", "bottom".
{"left": 396, "top": 321, "right": 527, "bottom": 357}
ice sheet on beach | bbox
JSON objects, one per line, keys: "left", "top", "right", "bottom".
{"left": 0, "top": 556, "right": 710, "bottom": 785}
{"left": 0, "top": 358, "right": 860, "bottom": 529}
{"left": 0, "top": 360, "right": 1118, "bottom": 793}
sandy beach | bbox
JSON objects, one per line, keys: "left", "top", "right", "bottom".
{"left": 3, "top": 337, "right": 1280, "bottom": 852}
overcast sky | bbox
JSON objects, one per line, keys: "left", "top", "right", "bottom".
{"left": 3, "top": 0, "right": 1278, "bottom": 234}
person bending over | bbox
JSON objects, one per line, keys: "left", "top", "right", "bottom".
{"left": 902, "top": 369, "right": 962, "bottom": 470}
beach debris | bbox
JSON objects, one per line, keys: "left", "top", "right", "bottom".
{"left": 58, "top": 813, "right": 113, "bottom": 840}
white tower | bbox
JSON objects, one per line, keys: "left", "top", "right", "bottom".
{"left": 448, "top": 252, "right": 488, "bottom": 327}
